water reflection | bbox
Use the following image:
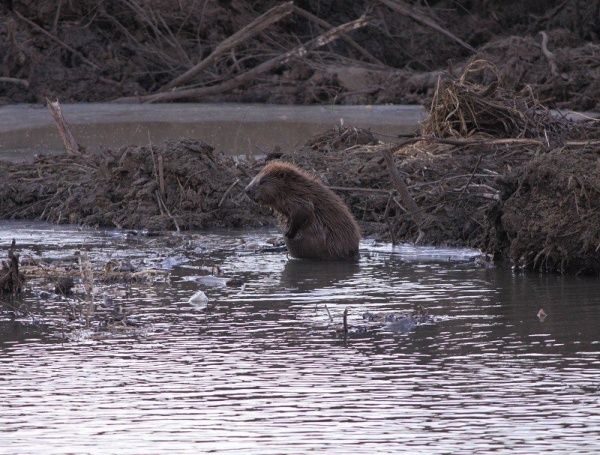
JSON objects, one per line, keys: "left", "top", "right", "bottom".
{"left": 280, "top": 258, "right": 360, "bottom": 292}
{"left": 1, "top": 221, "right": 600, "bottom": 454}
{"left": 0, "top": 103, "right": 424, "bottom": 161}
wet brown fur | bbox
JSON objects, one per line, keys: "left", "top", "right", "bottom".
{"left": 245, "top": 161, "right": 361, "bottom": 261}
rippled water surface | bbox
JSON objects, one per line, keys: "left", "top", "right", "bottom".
{"left": 1, "top": 222, "right": 600, "bottom": 454}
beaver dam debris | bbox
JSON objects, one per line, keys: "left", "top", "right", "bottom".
{"left": 0, "top": 237, "right": 171, "bottom": 339}
{"left": 2, "top": 62, "right": 600, "bottom": 276}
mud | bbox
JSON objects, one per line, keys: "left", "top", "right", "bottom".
{"left": 0, "top": 139, "right": 270, "bottom": 231}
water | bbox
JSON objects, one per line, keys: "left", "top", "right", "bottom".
{"left": 0, "top": 103, "right": 424, "bottom": 161}
{"left": 1, "top": 221, "right": 600, "bottom": 454}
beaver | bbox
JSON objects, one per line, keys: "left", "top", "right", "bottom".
{"left": 245, "top": 161, "right": 361, "bottom": 261}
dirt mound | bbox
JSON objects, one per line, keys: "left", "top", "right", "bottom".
{"left": 487, "top": 148, "right": 600, "bottom": 275}
{"left": 417, "top": 62, "right": 600, "bottom": 275}
{"left": 0, "top": 139, "right": 270, "bottom": 231}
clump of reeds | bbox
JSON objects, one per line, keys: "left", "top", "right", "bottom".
{"left": 421, "top": 60, "right": 580, "bottom": 141}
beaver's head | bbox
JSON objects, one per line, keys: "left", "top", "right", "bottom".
{"left": 245, "top": 161, "right": 305, "bottom": 209}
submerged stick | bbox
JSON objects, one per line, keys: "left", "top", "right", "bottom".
{"left": 46, "top": 99, "right": 81, "bottom": 155}
{"left": 343, "top": 308, "right": 348, "bottom": 336}
{"left": 0, "top": 240, "right": 22, "bottom": 295}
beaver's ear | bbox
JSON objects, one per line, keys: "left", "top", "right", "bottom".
{"left": 275, "top": 171, "right": 286, "bottom": 179}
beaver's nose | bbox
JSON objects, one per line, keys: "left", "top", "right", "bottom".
{"left": 244, "top": 179, "right": 259, "bottom": 200}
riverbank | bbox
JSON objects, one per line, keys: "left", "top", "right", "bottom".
{"left": 2, "top": 68, "right": 600, "bottom": 276}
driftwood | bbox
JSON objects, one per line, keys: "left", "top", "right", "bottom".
{"left": 113, "top": 15, "right": 372, "bottom": 103}
{"left": 46, "top": 99, "right": 81, "bottom": 155}
{"left": 160, "top": 2, "right": 294, "bottom": 92}
{"left": 377, "top": 0, "right": 477, "bottom": 53}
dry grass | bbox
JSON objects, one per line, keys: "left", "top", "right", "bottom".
{"left": 421, "top": 60, "right": 583, "bottom": 142}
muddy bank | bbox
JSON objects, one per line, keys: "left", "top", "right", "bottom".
{"left": 0, "top": 138, "right": 270, "bottom": 231}
{"left": 2, "top": 63, "right": 600, "bottom": 275}
{"left": 2, "top": 81, "right": 600, "bottom": 276}
{"left": 1, "top": 1, "right": 600, "bottom": 112}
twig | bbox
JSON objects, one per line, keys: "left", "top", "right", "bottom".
{"left": 158, "top": 154, "right": 165, "bottom": 197}
{"left": 52, "top": 0, "right": 63, "bottom": 34}
{"left": 155, "top": 190, "right": 181, "bottom": 232}
{"left": 80, "top": 252, "right": 94, "bottom": 301}
{"left": 218, "top": 179, "right": 241, "bottom": 207}
{"left": 383, "top": 193, "right": 397, "bottom": 245}
{"left": 329, "top": 186, "right": 391, "bottom": 194}
{"left": 14, "top": 10, "right": 99, "bottom": 70}
{"left": 382, "top": 147, "right": 425, "bottom": 227}
{"left": 458, "top": 154, "right": 483, "bottom": 197}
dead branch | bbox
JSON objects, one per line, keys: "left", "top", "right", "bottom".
{"left": 14, "top": 10, "right": 99, "bottom": 70}
{"left": 382, "top": 147, "right": 426, "bottom": 229}
{"left": 46, "top": 98, "right": 81, "bottom": 155}
{"left": 122, "top": 0, "right": 192, "bottom": 67}
{"left": 0, "top": 77, "right": 29, "bottom": 88}
{"left": 293, "top": 5, "right": 385, "bottom": 66}
{"left": 377, "top": 0, "right": 477, "bottom": 53}
{"left": 539, "top": 31, "right": 559, "bottom": 77}
{"left": 160, "top": 2, "right": 294, "bottom": 92}
{"left": 113, "top": 15, "right": 372, "bottom": 103}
